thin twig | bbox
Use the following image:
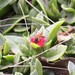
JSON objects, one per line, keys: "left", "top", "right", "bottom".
{"left": 0, "top": 23, "right": 41, "bottom": 27}
{"left": 9, "top": 57, "right": 31, "bottom": 68}
{"left": 43, "top": 66, "right": 68, "bottom": 71}
{"left": 0, "top": 18, "right": 19, "bottom": 22}
{"left": 8, "top": 65, "right": 68, "bottom": 71}
{"left": 18, "top": 3, "right": 29, "bottom": 36}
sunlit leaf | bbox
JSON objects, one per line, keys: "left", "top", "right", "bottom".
{"left": 5, "top": 37, "right": 22, "bottom": 54}
{"left": 5, "top": 35, "right": 25, "bottom": 45}
{"left": 3, "top": 41, "right": 10, "bottom": 55}
{"left": 45, "top": 45, "right": 67, "bottom": 62}
{"left": 44, "top": 40, "right": 52, "bottom": 49}
{"left": 3, "top": 55, "right": 15, "bottom": 63}
{"left": 47, "top": 20, "right": 65, "bottom": 41}
{"left": 35, "top": 58, "right": 43, "bottom": 75}
{"left": 5, "top": 35, "right": 25, "bottom": 54}
{"left": 30, "top": 57, "right": 43, "bottom": 75}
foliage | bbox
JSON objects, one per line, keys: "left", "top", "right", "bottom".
{"left": 0, "top": 0, "right": 75, "bottom": 75}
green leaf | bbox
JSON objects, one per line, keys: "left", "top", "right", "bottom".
{"left": 61, "top": 4, "right": 75, "bottom": 13}
{"left": 66, "top": 13, "right": 75, "bottom": 24}
{"left": 44, "top": 40, "right": 52, "bottom": 49}
{"left": 47, "top": 20, "right": 65, "bottom": 41}
{"left": 23, "top": 36, "right": 30, "bottom": 48}
{"left": 32, "top": 17, "right": 50, "bottom": 26}
{"left": 19, "top": 57, "right": 29, "bottom": 73}
{"left": 51, "top": 3, "right": 60, "bottom": 18}
{"left": 37, "top": 26, "right": 45, "bottom": 36}
{"left": 46, "top": 8, "right": 55, "bottom": 19}
{"left": 68, "top": 61, "right": 75, "bottom": 75}
{"left": 14, "top": 53, "right": 20, "bottom": 64}
{"left": 49, "top": 0, "right": 58, "bottom": 8}
{"left": 5, "top": 37, "right": 22, "bottom": 54}
{"left": 5, "top": 35, "right": 26, "bottom": 54}
{"left": 30, "top": 69, "right": 38, "bottom": 75}
{"left": 29, "top": 8, "right": 38, "bottom": 17}
{"left": 45, "top": 45, "right": 67, "bottom": 62}
{"left": 30, "top": 57, "right": 43, "bottom": 75}
{"left": 5, "top": 35, "right": 25, "bottom": 45}
{"left": 20, "top": 44, "right": 31, "bottom": 56}
{"left": 14, "top": 25, "right": 30, "bottom": 32}
{"left": 3, "top": 41, "right": 10, "bottom": 55}
{"left": 36, "top": 11, "right": 44, "bottom": 20}
{"left": 31, "top": 11, "right": 50, "bottom": 26}
{"left": 3, "top": 55, "right": 14, "bottom": 63}
{"left": 3, "top": 15, "right": 28, "bottom": 34}
{"left": 60, "top": 10, "right": 67, "bottom": 18}
{"left": 58, "top": 0, "right": 68, "bottom": 4}
{"left": 35, "top": 58, "right": 43, "bottom": 75}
